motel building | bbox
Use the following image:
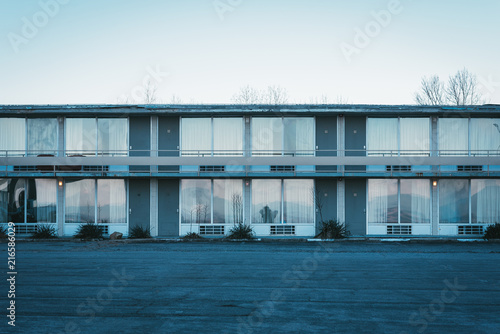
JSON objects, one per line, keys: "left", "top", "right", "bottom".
{"left": 0, "top": 104, "right": 499, "bottom": 238}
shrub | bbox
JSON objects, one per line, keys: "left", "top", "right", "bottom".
{"left": 0, "top": 225, "right": 7, "bottom": 239}
{"left": 226, "top": 222, "right": 254, "bottom": 240}
{"left": 484, "top": 223, "right": 500, "bottom": 240}
{"left": 318, "top": 220, "right": 347, "bottom": 239}
{"left": 74, "top": 222, "right": 104, "bottom": 240}
{"left": 32, "top": 224, "right": 57, "bottom": 239}
{"left": 182, "top": 232, "right": 203, "bottom": 239}
{"left": 129, "top": 225, "right": 152, "bottom": 239}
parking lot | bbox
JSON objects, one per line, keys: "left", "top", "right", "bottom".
{"left": 1, "top": 240, "right": 500, "bottom": 333}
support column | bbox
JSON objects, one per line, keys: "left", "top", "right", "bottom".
{"left": 151, "top": 116, "right": 158, "bottom": 172}
{"left": 57, "top": 179, "right": 64, "bottom": 236}
{"left": 432, "top": 183, "right": 439, "bottom": 235}
{"left": 337, "top": 179, "right": 345, "bottom": 224}
{"left": 57, "top": 116, "right": 64, "bottom": 156}
{"left": 150, "top": 178, "right": 158, "bottom": 237}
{"left": 244, "top": 179, "right": 251, "bottom": 225}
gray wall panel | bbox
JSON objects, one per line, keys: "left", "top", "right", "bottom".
{"left": 129, "top": 179, "right": 150, "bottom": 231}
{"left": 345, "top": 116, "right": 366, "bottom": 171}
{"left": 315, "top": 179, "right": 337, "bottom": 233}
{"left": 345, "top": 179, "right": 366, "bottom": 236}
{"left": 158, "top": 179, "right": 179, "bottom": 236}
{"left": 130, "top": 116, "right": 150, "bottom": 171}
{"left": 159, "top": 116, "right": 180, "bottom": 171}
{"left": 316, "top": 116, "right": 337, "bottom": 172}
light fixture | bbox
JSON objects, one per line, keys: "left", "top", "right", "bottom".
{"left": 432, "top": 180, "right": 438, "bottom": 187}
{"left": 58, "top": 180, "right": 63, "bottom": 187}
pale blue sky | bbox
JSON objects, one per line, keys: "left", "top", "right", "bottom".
{"left": 0, "top": 0, "right": 499, "bottom": 105}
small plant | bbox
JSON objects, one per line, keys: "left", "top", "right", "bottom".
{"left": 129, "top": 225, "right": 152, "bottom": 239}
{"left": 318, "top": 220, "right": 347, "bottom": 239}
{"left": 484, "top": 223, "right": 500, "bottom": 240}
{"left": 74, "top": 222, "right": 104, "bottom": 240}
{"left": 226, "top": 222, "right": 254, "bottom": 240}
{"left": 32, "top": 224, "right": 57, "bottom": 239}
{"left": 182, "top": 232, "right": 203, "bottom": 239}
{"left": 0, "top": 225, "right": 7, "bottom": 239}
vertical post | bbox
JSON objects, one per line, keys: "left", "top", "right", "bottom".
{"left": 57, "top": 116, "right": 64, "bottom": 157}
{"left": 57, "top": 179, "right": 64, "bottom": 236}
{"left": 151, "top": 116, "right": 158, "bottom": 172}
{"left": 150, "top": 178, "right": 158, "bottom": 237}
{"left": 337, "top": 115, "right": 346, "bottom": 224}
{"left": 432, "top": 181, "right": 439, "bottom": 235}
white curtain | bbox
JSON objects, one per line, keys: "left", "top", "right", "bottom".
{"left": 252, "top": 118, "right": 283, "bottom": 156}
{"left": 65, "top": 179, "right": 95, "bottom": 223}
{"left": 439, "top": 179, "right": 469, "bottom": 223}
{"left": 181, "top": 118, "right": 211, "bottom": 156}
{"left": 283, "top": 118, "right": 314, "bottom": 156}
{"left": 213, "top": 118, "right": 243, "bottom": 156}
{"left": 0, "top": 179, "right": 9, "bottom": 223}
{"left": 472, "top": 179, "right": 500, "bottom": 224}
{"left": 33, "top": 179, "right": 57, "bottom": 223}
{"left": 213, "top": 179, "right": 243, "bottom": 224}
{"left": 400, "top": 179, "right": 430, "bottom": 224}
{"left": 438, "top": 118, "right": 468, "bottom": 156}
{"left": 0, "top": 118, "right": 25, "bottom": 156}
{"left": 28, "top": 119, "right": 57, "bottom": 156}
{"left": 97, "top": 179, "right": 126, "bottom": 224}
{"left": 98, "top": 119, "right": 128, "bottom": 156}
{"left": 252, "top": 179, "right": 281, "bottom": 223}
{"left": 471, "top": 118, "right": 500, "bottom": 156}
{"left": 368, "top": 179, "right": 398, "bottom": 223}
{"left": 66, "top": 119, "right": 97, "bottom": 156}
{"left": 400, "top": 118, "right": 430, "bottom": 156}
{"left": 180, "top": 179, "right": 211, "bottom": 224}
{"left": 283, "top": 180, "right": 314, "bottom": 224}
{"left": 366, "top": 118, "right": 398, "bottom": 156}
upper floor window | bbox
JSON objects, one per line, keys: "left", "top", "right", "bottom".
{"left": 367, "top": 118, "right": 430, "bottom": 156}
{"left": 181, "top": 118, "right": 243, "bottom": 156}
{"left": 28, "top": 118, "right": 57, "bottom": 156}
{"left": 0, "top": 118, "right": 25, "bottom": 156}
{"left": 65, "top": 118, "right": 128, "bottom": 156}
{"left": 252, "top": 117, "right": 314, "bottom": 156}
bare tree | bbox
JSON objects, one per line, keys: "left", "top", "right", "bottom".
{"left": 170, "top": 94, "right": 183, "bottom": 104}
{"left": 231, "top": 85, "right": 262, "bottom": 104}
{"left": 263, "top": 85, "right": 289, "bottom": 104}
{"left": 445, "top": 68, "right": 484, "bottom": 106}
{"left": 143, "top": 80, "right": 158, "bottom": 104}
{"left": 414, "top": 75, "right": 445, "bottom": 105}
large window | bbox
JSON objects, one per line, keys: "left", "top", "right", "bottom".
{"left": 439, "top": 179, "right": 469, "bottom": 224}
{"left": 438, "top": 118, "right": 468, "bottom": 156}
{"left": 471, "top": 118, "right": 500, "bottom": 156}
{"left": 471, "top": 179, "right": 500, "bottom": 224}
{"left": 66, "top": 118, "right": 128, "bottom": 156}
{"left": 181, "top": 118, "right": 243, "bottom": 156}
{"left": 252, "top": 117, "right": 314, "bottom": 156}
{"left": 251, "top": 179, "right": 314, "bottom": 224}
{"left": 367, "top": 118, "right": 430, "bottom": 156}
{"left": 28, "top": 118, "right": 58, "bottom": 156}
{"left": 0, "top": 179, "right": 57, "bottom": 224}
{"left": 0, "top": 118, "right": 25, "bottom": 156}
{"left": 368, "top": 179, "right": 430, "bottom": 224}
{"left": 181, "top": 179, "right": 243, "bottom": 224}
{"left": 65, "top": 179, "right": 126, "bottom": 224}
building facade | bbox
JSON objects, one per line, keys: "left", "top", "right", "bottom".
{"left": 0, "top": 104, "right": 499, "bottom": 238}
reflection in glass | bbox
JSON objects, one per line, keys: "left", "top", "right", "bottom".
{"left": 213, "top": 118, "right": 243, "bottom": 156}
{"left": 471, "top": 118, "right": 500, "bottom": 155}
{"left": 366, "top": 118, "right": 398, "bottom": 156}
{"left": 252, "top": 118, "right": 283, "bottom": 156}
{"left": 98, "top": 119, "right": 128, "bottom": 156}
{"left": 438, "top": 118, "right": 468, "bottom": 156}
{"left": 400, "top": 179, "right": 430, "bottom": 224}
{"left": 27, "top": 179, "right": 57, "bottom": 223}
{"left": 66, "top": 119, "right": 97, "bottom": 156}
{"left": 97, "top": 179, "right": 126, "bottom": 224}
{"left": 439, "top": 179, "right": 469, "bottom": 223}
{"left": 368, "top": 179, "right": 398, "bottom": 223}
{"left": 284, "top": 180, "right": 314, "bottom": 224}
{"left": 400, "top": 118, "right": 429, "bottom": 156}
{"left": 0, "top": 118, "right": 25, "bottom": 156}
{"left": 27, "top": 119, "right": 57, "bottom": 156}
{"left": 252, "top": 179, "right": 281, "bottom": 223}
{"left": 471, "top": 179, "right": 500, "bottom": 224}
{"left": 65, "top": 179, "right": 95, "bottom": 223}
{"left": 213, "top": 179, "right": 243, "bottom": 224}
{"left": 0, "top": 179, "right": 8, "bottom": 223}
{"left": 181, "top": 118, "right": 211, "bottom": 156}
{"left": 181, "top": 180, "right": 211, "bottom": 224}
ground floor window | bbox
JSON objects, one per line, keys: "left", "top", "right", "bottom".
{"left": 0, "top": 178, "right": 57, "bottom": 224}
{"left": 252, "top": 179, "right": 314, "bottom": 224}
{"left": 440, "top": 179, "right": 500, "bottom": 224}
{"left": 180, "top": 179, "right": 243, "bottom": 225}
{"left": 368, "top": 179, "right": 430, "bottom": 224}
{"left": 65, "top": 179, "right": 126, "bottom": 224}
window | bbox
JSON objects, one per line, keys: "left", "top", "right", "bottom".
{"left": 252, "top": 117, "right": 314, "bottom": 156}
{"left": 65, "top": 179, "right": 126, "bottom": 224}
{"left": 251, "top": 179, "right": 314, "bottom": 224}
{"left": 0, "top": 118, "right": 25, "bottom": 156}
{"left": 439, "top": 179, "right": 469, "bottom": 224}
{"left": 27, "top": 119, "right": 58, "bottom": 156}
{"left": 368, "top": 179, "right": 430, "bottom": 224}
{"left": 367, "top": 118, "right": 430, "bottom": 156}
{"left": 438, "top": 118, "right": 468, "bottom": 156}
{"left": 471, "top": 179, "right": 500, "bottom": 224}
{"left": 181, "top": 179, "right": 243, "bottom": 224}
{"left": 66, "top": 118, "right": 128, "bottom": 156}
{"left": 181, "top": 118, "right": 243, "bottom": 156}
{"left": 471, "top": 118, "right": 500, "bottom": 156}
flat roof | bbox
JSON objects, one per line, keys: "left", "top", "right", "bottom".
{"left": 0, "top": 104, "right": 499, "bottom": 116}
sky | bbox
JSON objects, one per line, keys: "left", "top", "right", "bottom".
{"left": 0, "top": 0, "right": 499, "bottom": 105}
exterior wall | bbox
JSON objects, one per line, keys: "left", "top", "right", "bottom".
{"left": 129, "top": 179, "right": 150, "bottom": 232}
{"left": 345, "top": 178, "right": 366, "bottom": 236}
{"left": 158, "top": 179, "right": 180, "bottom": 237}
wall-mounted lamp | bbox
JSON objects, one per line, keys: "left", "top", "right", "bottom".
{"left": 245, "top": 180, "right": 250, "bottom": 186}
{"left": 432, "top": 180, "right": 438, "bottom": 187}
{"left": 339, "top": 114, "right": 344, "bottom": 117}
{"left": 58, "top": 180, "right": 63, "bottom": 187}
